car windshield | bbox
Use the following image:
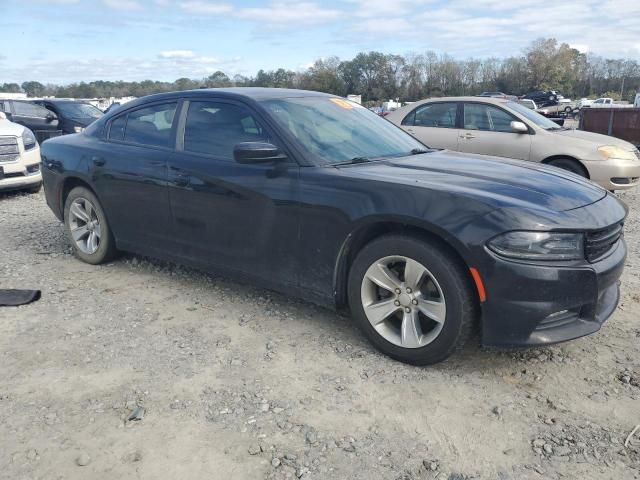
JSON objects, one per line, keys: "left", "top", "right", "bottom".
{"left": 261, "top": 96, "right": 427, "bottom": 164}
{"left": 56, "top": 102, "right": 104, "bottom": 119}
{"left": 506, "top": 101, "right": 561, "bottom": 130}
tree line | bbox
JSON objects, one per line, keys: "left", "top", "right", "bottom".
{"left": 2, "top": 38, "right": 640, "bottom": 105}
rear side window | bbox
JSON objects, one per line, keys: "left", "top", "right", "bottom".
{"left": 403, "top": 103, "right": 457, "bottom": 128}
{"left": 123, "top": 103, "right": 177, "bottom": 147}
{"left": 183, "top": 101, "right": 269, "bottom": 159}
{"left": 464, "top": 103, "right": 516, "bottom": 133}
{"left": 13, "top": 101, "right": 50, "bottom": 118}
{"left": 109, "top": 115, "right": 127, "bottom": 141}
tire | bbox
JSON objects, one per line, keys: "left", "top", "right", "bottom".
{"left": 547, "top": 157, "right": 588, "bottom": 178}
{"left": 564, "top": 106, "right": 573, "bottom": 113}
{"left": 64, "top": 186, "right": 118, "bottom": 264}
{"left": 25, "top": 182, "right": 42, "bottom": 194}
{"left": 347, "top": 234, "right": 477, "bottom": 365}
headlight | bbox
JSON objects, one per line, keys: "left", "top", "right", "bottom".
{"left": 73, "top": 126, "right": 84, "bottom": 133}
{"left": 22, "top": 128, "right": 38, "bottom": 150}
{"left": 488, "top": 231, "right": 584, "bottom": 261}
{"left": 597, "top": 145, "right": 636, "bottom": 161}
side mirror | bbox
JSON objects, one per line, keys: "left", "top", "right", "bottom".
{"left": 510, "top": 121, "right": 528, "bottom": 133}
{"left": 46, "top": 113, "right": 56, "bottom": 122}
{"left": 234, "top": 142, "right": 286, "bottom": 164}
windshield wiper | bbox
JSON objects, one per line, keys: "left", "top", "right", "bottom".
{"left": 410, "top": 148, "right": 430, "bottom": 155}
{"left": 332, "top": 156, "right": 371, "bottom": 166}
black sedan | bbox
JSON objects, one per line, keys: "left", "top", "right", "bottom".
{"left": 40, "top": 88, "right": 627, "bottom": 365}
{"left": 32, "top": 99, "right": 103, "bottom": 134}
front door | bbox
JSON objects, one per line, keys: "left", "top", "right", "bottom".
{"left": 167, "top": 98, "right": 300, "bottom": 287}
{"left": 457, "top": 102, "right": 532, "bottom": 161}
{"left": 400, "top": 102, "right": 460, "bottom": 150}
{"left": 92, "top": 101, "right": 177, "bottom": 250}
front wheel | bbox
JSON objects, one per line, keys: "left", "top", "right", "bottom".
{"left": 348, "top": 234, "right": 477, "bottom": 365}
{"left": 547, "top": 157, "right": 588, "bottom": 178}
{"left": 64, "top": 186, "right": 118, "bottom": 264}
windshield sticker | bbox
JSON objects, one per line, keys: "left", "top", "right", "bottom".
{"left": 330, "top": 98, "right": 354, "bottom": 109}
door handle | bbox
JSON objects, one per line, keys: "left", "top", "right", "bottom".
{"left": 172, "top": 170, "right": 190, "bottom": 187}
{"left": 459, "top": 133, "right": 475, "bottom": 139}
{"left": 92, "top": 156, "right": 105, "bottom": 166}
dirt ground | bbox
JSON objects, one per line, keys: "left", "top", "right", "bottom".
{"left": 1, "top": 187, "right": 639, "bottom": 480}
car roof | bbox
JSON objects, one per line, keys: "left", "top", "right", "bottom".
{"left": 133, "top": 87, "right": 333, "bottom": 104}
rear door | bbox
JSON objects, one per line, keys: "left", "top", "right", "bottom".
{"left": 94, "top": 102, "right": 176, "bottom": 250}
{"left": 399, "top": 102, "right": 460, "bottom": 150}
{"left": 457, "top": 102, "right": 532, "bottom": 161}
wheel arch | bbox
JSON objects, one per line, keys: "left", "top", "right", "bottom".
{"left": 541, "top": 155, "right": 590, "bottom": 178}
{"left": 59, "top": 176, "right": 99, "bottom": 220}
{"left": 333, "top": 217, "right": 475, "bottom": 311}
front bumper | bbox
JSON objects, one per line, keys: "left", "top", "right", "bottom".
{"left": 480, "top": 237, "right": 626, "bottom": 347}
{"left": 583, "top": 158, "right": 640, "bottom": 190}
{"left": 0, "top": 147, "right": 42, "bottom": 192}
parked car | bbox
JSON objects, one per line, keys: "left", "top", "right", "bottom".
{"left": 41, "top": 88, "right": 628, "bottom": 365}
{"left": 517, "top": 99, "right": 537, "bottom": 110}
{"left": 385, "top": 96, "right": 640, "bottom": 191}
{"left": 584, "top": 98, "right": 633, "bottom": 109}
{"left": 0, "top": 112, "right": 42, "bottom": 193}
{"left": 31, "top": 99, "right": 104, "bottom": 134}
{"left": 0, "top": 99, "right": 62, "bottom": 143}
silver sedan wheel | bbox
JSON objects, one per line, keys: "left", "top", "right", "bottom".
{"left": 360, "top": 255, "right": 446, "bottom": 349}
{"left": 69, "top": 197, "right": 101, "bottom": 255}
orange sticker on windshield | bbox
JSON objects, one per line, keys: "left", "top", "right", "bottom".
{"left": 330, "top": 98, "right": 354, "bottom": 109}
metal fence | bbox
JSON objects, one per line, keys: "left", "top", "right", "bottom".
{"left": 579, "top": 108, "right": 640, "bottom": 147}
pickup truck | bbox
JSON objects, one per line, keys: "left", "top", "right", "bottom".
{"left": 584, "top": 98, "right": 632, "bottom": 108}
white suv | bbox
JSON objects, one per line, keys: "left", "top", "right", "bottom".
{"left": 0, "top": 112, "right": 42, "bottom": 193}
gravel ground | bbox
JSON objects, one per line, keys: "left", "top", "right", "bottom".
{"left": 1, "top": 188, "right": 639, "bottom": 480}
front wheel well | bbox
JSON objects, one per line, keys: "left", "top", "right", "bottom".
{"left": 541, "top": 155, "right": 589, "bottom": 178}
{"left": 335, "top": 222, "right": 475, "bottom": 311}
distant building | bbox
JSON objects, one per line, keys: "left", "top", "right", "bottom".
{"left": 0, "top": 93, "right": 28, "bottom": 100}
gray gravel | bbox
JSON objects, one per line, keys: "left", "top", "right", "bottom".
{"left": 1, "top": 188, "right": 639, "bottom": 479}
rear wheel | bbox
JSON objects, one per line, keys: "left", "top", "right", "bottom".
{"left": 547, "top": 157, "right": 588, "bottom": 178}
{"left": 348, "top": 234, "right": 477, "bottom": 365}
{"left": 64, "top": 186, "right": 118, "bottom": 264}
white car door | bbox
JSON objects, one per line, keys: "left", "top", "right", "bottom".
{"left": 399, "top": 102, "right": 460, "bottom": 150}
{"left": 457, "top": 102, "right": 532, "bottom": 161}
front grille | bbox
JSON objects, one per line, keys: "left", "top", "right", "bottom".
{"left": 0, "top": 136, "right": 19, "bottom": 163}
{"left": 585, "top": 222, "right": 623, "bottom": 262}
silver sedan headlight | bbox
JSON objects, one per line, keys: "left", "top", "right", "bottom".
{"left": 597, "top": 145, "right": 637, "bottom": 161}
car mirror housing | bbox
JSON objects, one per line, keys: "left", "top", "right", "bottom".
{"left": 45, "top": 113, "right": 57, "bottom": 122}
{"left": 510, "top": 121, "right": 528, "bottom": 133}
{"left": 234, "top": 142, "right": 287, "bottom": 164}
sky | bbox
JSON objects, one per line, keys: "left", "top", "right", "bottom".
{"left": 2, "top": 0, "right": 640, "bottom": 84}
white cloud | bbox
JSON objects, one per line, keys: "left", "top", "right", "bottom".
{"left": 159, "top": 50, "right": 196, "bottom": 58}
{"left": 103, "top": 0, "right": 142, "bottom": 10}
{"left": 237, "top": 2, "right": 341, "bottom": 26}
{"left": 179, "top": 1, "right": 233, "bottom": 15}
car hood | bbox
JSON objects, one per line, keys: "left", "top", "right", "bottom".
{"left": 336, "top": 150, "right": 607, "bottom": 212}
{"left": 0, "top": 118, "right": 26, "bottom": 137}
{"left": 551, "top": 128, "right": 637, "bottom": 150}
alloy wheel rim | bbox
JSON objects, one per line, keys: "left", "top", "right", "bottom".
{"left": 360, "top": 255, "right": 446, "bottom": 349}
{"left": 69, "top": 197, "right": 101, "bottom": 254}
